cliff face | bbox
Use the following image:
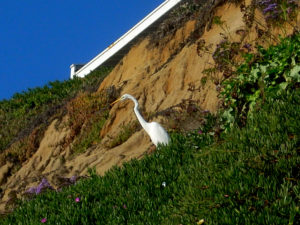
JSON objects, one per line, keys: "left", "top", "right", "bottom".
{"left": 0, "top": 0, "right": 298, "bottom": 212}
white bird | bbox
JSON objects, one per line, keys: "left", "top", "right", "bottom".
{"left": 111, "top": 94, "right": 170, "bottom": 147}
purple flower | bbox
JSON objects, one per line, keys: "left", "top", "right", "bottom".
{"left": 69, "top": 176, "right": 77, "bottom": 184}
{"left": 263, "top": 3, "right": 277, "bottom": 14}
{"left": 26, "top": 178, "right": 54, "bottom": 195}
{"left": 243, "top": 43, "right": 252, "bottom": 51}
{"left": 265, "top": 10, "right": 280, "bottom": 20}
{"left": 288, "top": 0, "right": 296, "bottom": 4}
{"left": 36, "top": 178, "right": 54, "bottom": 194}
{"left": 26, "top": 187, "right": 37, "bottom": 195}
{"left": 41, "top": 218, "right": 47, "bottom": 223}
{"left": 75, "top": 197, "right": 80, "bottom": 202}
{"left": 259, "top": 0, "right": 272, "bottom": 5}
{"left": 198, "top": 130, "right": 203, "bottom": 134}
{"left": 220, "top": 39, "right": 228, "bottom": 45}
{"left": 123, "top": 204, "right": 127, "bottom": 209}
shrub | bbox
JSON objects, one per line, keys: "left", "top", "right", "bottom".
{"left": 0, "top": 68, "right": 112, "bottom": 177}
{"left": 221, "top": 32, "right": 300, "bottom": 130}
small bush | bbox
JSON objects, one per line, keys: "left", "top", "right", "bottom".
{"left": 221, "top": 32, "right": 300, "bottom": 130}
{"left": 0, "top": 68, "right": 111, "bottom": 153}
{"left": 0, "top": 68, "right": 112, "bottom": 176}
{"left": 108, "top": 121, "right": 140, "bottom": 148}
{"left": 71, "top": 113, "right": 108, "bottom": 155}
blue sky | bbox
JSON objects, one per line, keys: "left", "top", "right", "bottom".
{"left": 0, "top": 0, "right": 164, "bottom": 100}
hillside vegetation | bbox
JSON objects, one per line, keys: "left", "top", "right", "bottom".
{"left": 0, "top": 0, "right": 299, "bottom": 224}
{"left": 2, "top": 33, "right": 300, "bottom": 224}
{"left": 0, "top": 68, "right": 112, "bottom": 166}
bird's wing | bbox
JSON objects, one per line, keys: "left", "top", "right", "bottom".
{"left": 148, "top": 122, "right": 170, "bottom": 146}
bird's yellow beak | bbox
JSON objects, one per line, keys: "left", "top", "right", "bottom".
{"left": 110, "top": 98, "right": 121, "bottom": 106}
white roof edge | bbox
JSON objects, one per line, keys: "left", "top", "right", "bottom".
{"left": 71, "top": 0, "right": 183, "bottom": 78}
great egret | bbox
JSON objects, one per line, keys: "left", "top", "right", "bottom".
{"left": 111, "top": 94, "right": 170, "bottom": 147}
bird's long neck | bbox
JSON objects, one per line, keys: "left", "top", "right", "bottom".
{"left": 130, "top": 97, "right": 149, "bottom": 131}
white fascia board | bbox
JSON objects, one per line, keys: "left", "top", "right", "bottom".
{"left": 72, "top": 0, "right": 183, "bottom": 78}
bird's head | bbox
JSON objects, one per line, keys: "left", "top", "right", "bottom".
{"left": 111, "top": 94, "right": 133, "bottom": 106}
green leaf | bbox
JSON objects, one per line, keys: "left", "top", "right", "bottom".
{"left": 247, "top": 90, "right": 260, "bottom": 102}
{"left": 222, "top": 108, "right": 235, "bottom": 124}
{"left": 289, "top": 65, "right": 300, "bottom": 82}
{"left": 279, "top": 82, "right": 288, "bottom": 90}
{"left": 259, "top": 65, "right": 268, "bottom": 74}
{"left": 249, "top": 67, "right": 260, "bottom": 82}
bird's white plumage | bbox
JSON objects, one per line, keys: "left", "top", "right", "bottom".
{"left": 147, "top": 122, "right": 170, "bottom": 146}
{"left": 111, "top": 94, "right": 170, "bottom": 147}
